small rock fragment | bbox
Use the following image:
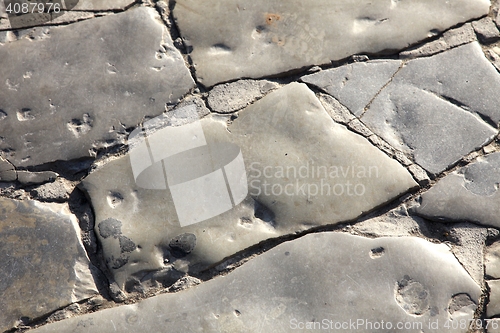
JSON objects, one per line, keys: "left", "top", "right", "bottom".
{"left": 472, "top": 17, "right": 500, "bottom": 43}
{"left": 207, "top": 80, "right": 279, "bottom": 113}
{"left": 16, "top": 170, "right": 58, "bottom": 185}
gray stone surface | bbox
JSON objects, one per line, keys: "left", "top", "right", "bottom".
{"left": 0, "top": 7, "right": 194, "bottom": 167}
{"left": 317, "top": 93, "right": 355, "bottom": 125}
{"left": 302, "top": 60, "right": 402, "bottom": 116}
{"left": 17, "top": 170, "right": 58, "bottom": 185}
{"left": 173, "top": 0, "right": 490, "bottom": 86}
{"left": 0, "top": 155, "right": 16, "bottom": 181}
{"left": 400, "top": 23, "right": 477, "bottom": 59}
{"left": 0, "top": 197, "right": 97, "bottom": 332}
{"left": 82, "top": 83, "right": 416, "bottom": 289}
{"left": 488, "top": 280, "right": 500, "bottom": 318}
{"left": 362, "top": 43, "right": 499, "bottom": 174}
{"left": 74, "top": 0, "right": 136, "bottom": 10}
{"left": 208, "top": 79, "right": 279, "bottom": 113}
{"left": 472, "top": 17, "right": 500, "bottom": 43}
{"left": 30, "top": 233, "right": 480, "bottom": 333}
{"left": 486, "top": 241, "right": 500, "bottom": 279}
{"left": 486, "top": 47, "right": 500, "bottom": 72}
{"left": 413, "top": 152, "right": 500, "bottom": 228}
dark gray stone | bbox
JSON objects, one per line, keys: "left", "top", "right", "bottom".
{"left": 0, "top": 7, "right": 194, "bottom": 167}
{"left": 0, "top": 197, "right": 97, "bottom": 332}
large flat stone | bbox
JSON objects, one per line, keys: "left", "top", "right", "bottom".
{"left": 301, "top": 60, "right": 402, "bottom": 116}
{"left": 0, "top": 7, "right": 194, "bottom": 167}
{"left": 30, "top": 233, "right": 480, "bottom": 333}
{"left": 0, "top": 197, "right": 97, "bottom": 332}
{"left": 413, "top": 152, "right": 500, "bottom": 228}
{"left": 173, "top": 0, "right": 490, "bottom": 86}
{"left": 361, "top": 43, "right": 499, "bottom": 174}
{"left": 81, "top": 83, "right": 416, "bottom": 289}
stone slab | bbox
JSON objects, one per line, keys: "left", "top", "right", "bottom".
{"left": 361, "top": 43, "right": 499, "bottom": 174}
{"left": 0, "top": 7, "right": 194, "bottom": 167}
{"left": 488, "top": 280, "right": 500, "bottom": 318}
{"left": 486, "top": 241, "right": 500, "bottom": 279}
{"left": 472, "top": 17, "right": 500, "bottom": 43}
{"left": 0, "top": 197, "right": 97, "bottom": 332}
{"left": 82, "top": 83, "right": 417, "bottom": 289}
{"left": 30, "top": 233, "right": 480, "bottom": 333}
{"left": 301, "top": 60, "right": 402, "bottom": 116}
{"left": 173, "top": 0, "right": 490, "bottom": 86}
{"left": 413, "top": 152, "right": 500, "bottom": 228}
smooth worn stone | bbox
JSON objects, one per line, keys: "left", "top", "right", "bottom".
{"left": 488, "top": 280, "right": 500, "bottom": 318}
{"left": 0, "top": 7, "right": 194, "bottom": 167}
{"left": 362, "top": 43, "right": 499, "bottom": 174}
{"left": 472, "top": 17, "right": 500, "bottom": 43}
{"left": 30, "top": 233, "right": 480, "bottom": 333}
{"left": 413, "top": 152, "right": 500, "bottom": 228}
{"left": 301, "top": 60, "right": 402, "bottom": 116}
{"left": 82, "top": 83, "right": 416, "bottom": 289}
{"left": 486, "top": 241, "right": 500, "bottom": 278}
{"left": 0, "top": 197, "right": 97, "bottom": 332}
{"left": 207, "top": 79, "right": 279, "bottom": 113}
{"left": 74, "top": 0, "right": 135, "bottom": 10}
{"left": 400, "top": 23, "right": 476, "bottom": 59}
{"left": 173, "top": 0, "right": 490, "bottom": 86}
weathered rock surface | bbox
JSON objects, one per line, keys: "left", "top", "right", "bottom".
{"left": 486, "top": 241, "right": 500, "bottom": 278}
{"left": 413, "top": 152, "right": 500, "bottom": 228}
{"left": 0, "top": 197, "right": 97, "bottom": 332}
{"left": 74, "top": 0, "right": 136, "bottom": 10}
{"left": 472, "top": 17, "right": 500, "bottom": 43}
{"left": 400, "top": 23, "right": 477, "bottom": 59}
{"left": 207, "top": 79, "right": 279, "bottom": 113}
{"left": 30, "top": 233, "right": 480, "bottom": 333}
{"left": 361, "top": 42, "right": 499, "bottom": 174}
{"left": 488, "top": 280, "right": 500, "bottom": 318}
{"left": 0, "top": 7, "right": 194, "bottom": 167}
{"left": 302, "top": 60, "right": 402, "bottom": 116}
{"left": 82, "top": 83, "right": 416, "bottom": 289}
{"left": 173, "top": 0, "right": 490, "bottom": 86}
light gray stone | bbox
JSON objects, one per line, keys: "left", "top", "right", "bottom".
{"left": 362, "top": 43, "right": 499, "bottom": 174}
{"left": 0, "top": 197, "right": 97, "bottom": 332}
{"left": 30, "top": 233, "right": 480, "bottom": 333}
{"left": 488, "top": 280, "right": 500, "bottom": 318}
{"left": 486, "top": 47, "right": 500, "bottom": 72}
{"left": 208, "top": 79, "right": 279, "bottom": 113}
{"left": 472, "top": 17, "right": 500, "bottom": 43}
{"left": 0, "top": 7, "right": 194, "bottom": 167}
{"left": 301, "top": 60, "right": 402, "bottom": 116}
{"left": 400, "top": 23, "right": 477, "bottom": 59}
{"left": 82, "top": 83, "right": 416, "bottom": 289}
{"left": 413, "top": 152, "right": 500, "bottom": 228}
{"left": 173, "top": 0, "right": 490, "bottom": 86}
{"left": 486, "top": 241, "right": 500, "bottom": 278}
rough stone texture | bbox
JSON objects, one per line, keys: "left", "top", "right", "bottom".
{"left": 0, "top": 7, "right": 194, "bottom": 167}
{"left": 488, "top": 280, "right": 500, "bottom": 318}
{"left": 173, "top": 0, "right": 490, "bottom": 86}
{"left": 413, "top": 152, "right": 500, "bottom": 228}
{"left": 486, "top": 46, "right": 500, "bottom": 72}
{"left": 472, "top": 17, "right": 500, "bottom": 43}
{"left": 82, "top": 83, "right": 416, "bottom": 289}
{"left": 486, "top": 241, "right": 500, "bottom": 278}
{"left": 361, "top": 43, "right": 499, "bottom": 174}
{"left": 317, "top": 93, "right": 355, "bottom": 125}
{"left": 30, "top": 233, "right": 480, "bottom": 333}
{"left": 208, "top": 79, "right": 279, "bottom": 113}
{"left": 0, "top": 197, "right": 97, "bottom": 332}
{"left": 302, "top": 60, "right": 402, "bottom": 116}
{"left": 400, "top": 23, "right": 477, "bottom": 59}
